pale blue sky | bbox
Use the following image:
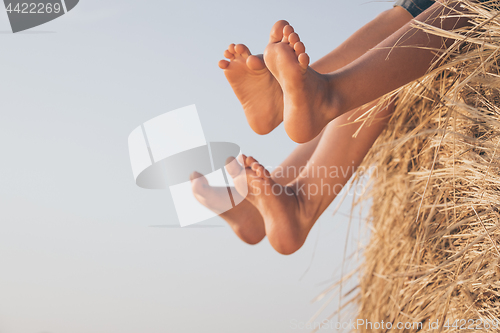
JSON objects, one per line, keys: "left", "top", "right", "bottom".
{"left": 0, "top": 1, "right": 392, "bottom": 332}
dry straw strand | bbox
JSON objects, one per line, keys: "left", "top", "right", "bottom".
{"left": 316, "top": 1, "right": 500, "bottom": 332}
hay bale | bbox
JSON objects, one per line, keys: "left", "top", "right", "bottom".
{"left": 347, "top": 1, "right": 500, "bottom": 331}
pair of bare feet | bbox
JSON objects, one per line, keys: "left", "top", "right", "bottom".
{"left": 191, "top": 154, "right": 307, "bottom": 255}
{"left": 191, "top": 20, "right": 337, "bottom": 255}
{"left": 220, "top": 20, "right": 337, "bottom": 143}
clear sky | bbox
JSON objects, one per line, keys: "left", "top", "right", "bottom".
{"left": 0, "top": 1, "right": 392, "bottom": 332}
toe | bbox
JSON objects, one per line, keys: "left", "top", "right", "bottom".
{"left": 190, "top": 171, "right": 209, "bottom": 195}
{"left": 246, "top": 54, "right": 266, "bottom": 71}
{"left": 262, "top": 167, "right": 272, "bottom": 179}
{"left": 218, "top": 59, "right": 230, "bottom": 69}
{"left": 288, "top": 32, "right": 300, "bottom": 46}
{"left": 269, "top": 20, "right": 290, "bottom": 43}
{"left": 294, "top": 42, "right": 305, "bottom": 56}
{"left": 235, "top": 44, "right": 251, "bottom": 58}
{"left": 252, "top": 163, "right": 271, "bottom": 179}
{"left": 282, "top": 25, "right": 294, "bottom": 42}
{"left": 228, "top": 43, "right": 236, "bottom": 54}
{"left": 226, "top": 156, "right": 244, "bottom": 178}
{"left": 252, "top": 163, "right": 265, "bottom": 178}
{"left": 298, "top": 53, "right": 310, "bottom": 69}
{"left": 190, "top": 171, "right": 206, "bottom": 182}
{"left": 224, "top": 49, "right": 235, "bottom": 60}
{"left": 246, "top": 156, "right": 259, "bottom": 167}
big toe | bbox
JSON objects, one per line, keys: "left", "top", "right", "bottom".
{"left": 246, "top": 54, "right": 266, "bottom": 71}
{"left": 226, "top": 156, "right": 243, "bottom": 178}
{"left": 269, "top": 20, "right": 290, "bottom": 43}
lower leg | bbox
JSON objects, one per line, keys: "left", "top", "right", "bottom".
{"left": 191, "top": 127, "right": 325, "bottom": 245}
{"left": 265, "top": 2, "right": 471, "bottom": 143}
{"left": 263, "top": 7, "right": 412, "bottom": 143}
{"left": 229, "top": 99, "right": 395, "bottom": 254}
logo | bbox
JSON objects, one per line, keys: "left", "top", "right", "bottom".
{"left": 128, "top": 105, "right": 248, "bottom": 227}
{"left": 3, "top": 0, "right": 79, "bottom": 33}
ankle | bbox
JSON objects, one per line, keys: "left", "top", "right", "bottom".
{"left": 324, "top": 73, "right": 345, "bottom": 120}
{"left": 288, "top": 186, "right": 319, "bottom": 233}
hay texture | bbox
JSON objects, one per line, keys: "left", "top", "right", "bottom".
{"left": 348, "top": 1, "right": 500, "bottom": 331}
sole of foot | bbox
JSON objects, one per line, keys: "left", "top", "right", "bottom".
{"left": 226, "top": 154, "right": 310, "bottom": 255}
{"left": 219, "top": 31, "right": 287, "bottom": 135}
{"left": 191, "top": 170, "right": 265, "bottom": 245}
{"left": 264, "top": 22, "right": 339, "bottom": 143}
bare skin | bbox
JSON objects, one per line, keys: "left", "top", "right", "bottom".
{"left": 191, "top": 172, "right": 265, "bottom": 245}
{"left": 264, "top": 25, "right": 334, "bottom": 144}
{"left": 192, "top": 6, "right": 414, "bottom": 253}
{"left": 226, "top": 154, "right": 304, "bottom": 255}
{"left": 221, "top": 8, "right": 412, "bottom": 141}
{"left": 228, "top": 101, "right": 394, "bottom": 255}
{"left": 192, "top": 98, "right": 393, "bottom": 255}
{"left": 190, "top": 129, "right": 324, "bottom": 247}
{"left": 265, "top": 1, "right": 473, "bottom": 143}
{"left": 218, "top": 21, "right": 290, "bottom": 135}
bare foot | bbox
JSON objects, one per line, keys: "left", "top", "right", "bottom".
{"left": 264, "top": 23, "right": 339, "bottom": 143}
{"left": 191, "top": 171, "right": 265, "bottom": 245}
{"left": 219, "top": 20, "right": 291, "bottom": 135}
{"left": 226, "top": 155, "right": 311, "bottom": 255}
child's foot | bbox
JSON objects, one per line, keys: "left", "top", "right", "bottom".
{"left": 226, "top": 155, "right": 311, "bottom": 255}
{"left": 264, "top": 23, "right": 338, "bottom": 143}
{"left": 219, "top": 21, "right": 290, "bottom": 135}
{"left": 191, "top": 171, "right": 265, "bottom": 245}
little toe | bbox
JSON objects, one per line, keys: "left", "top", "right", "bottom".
{"left": 294, "top": 42, "right": 305, "bottom": 56}
{"left": 235, "top": 44, "right": 251, "bottom": 58}
{"left": 298, "top": 53, "right": 310, "bottom": 69}
{"left": 218, "top": 59, "right": 230, "bottom": 69}
{"left": 282, "top": 25, "right": 294, "bottom": 42}
{"left": 246, "top": 54, "right": 266, "bottom": 71}
{"left": 238, "top": 154, "right": 247, "bottom": 166}
{"left": 269, "top": 20, "right": 290, "bottom": 43}
{"left": 226, "top": 156, "right": 244, "bottom": 178}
